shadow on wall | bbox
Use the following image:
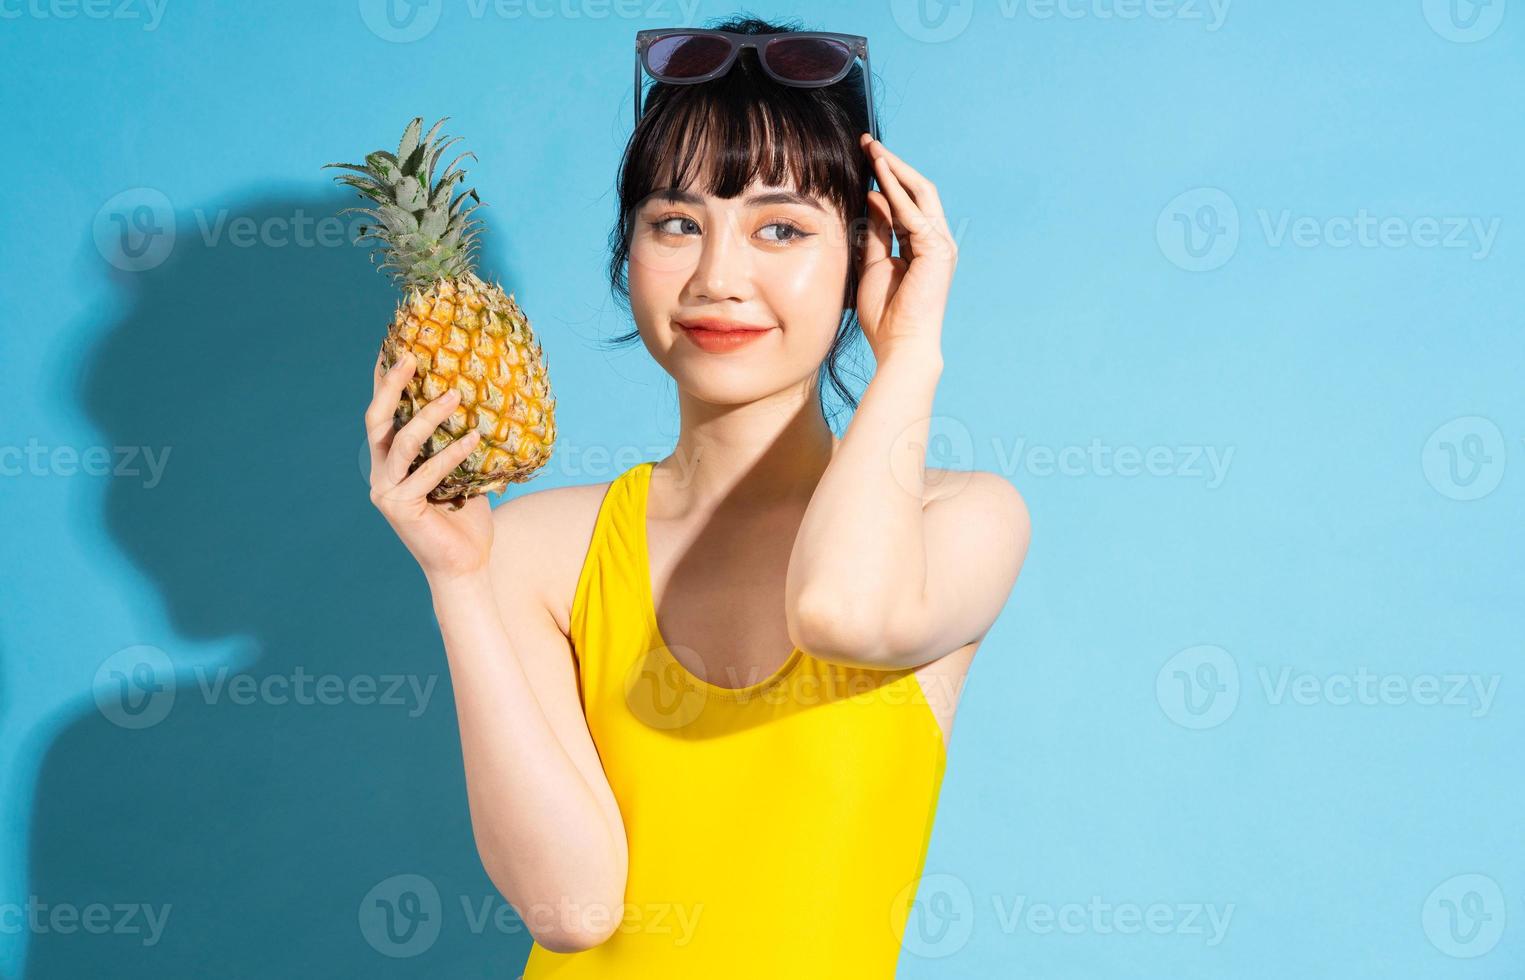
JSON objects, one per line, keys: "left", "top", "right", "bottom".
{"left": 25, "top": 193, "right": 534, "bottom": 977}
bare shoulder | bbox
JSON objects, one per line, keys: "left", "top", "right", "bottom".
{"left": 923, "top": 467, "right": 1032, "bottom": 545}
{"left": 925, "top": 467, "right": 1032, "bottom": 614}
{"left": 487, "top": 476, "right": 618, "bottom": 634}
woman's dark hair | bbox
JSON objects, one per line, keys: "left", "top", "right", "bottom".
{"left": 602, "top": 13, "right": 880, "bottom": 429}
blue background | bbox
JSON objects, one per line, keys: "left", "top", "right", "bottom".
{"left": 3, "top": 0, "right": 1521, "bottom": 976}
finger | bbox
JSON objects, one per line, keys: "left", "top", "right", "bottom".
{"left": 866, "top": 164, "right": 914, "bottom": 261}
{"left": 395, "top": 429, "right": 481, "bottom": 501}
{"left": 865, "top": 138, "right": 949, "bottom": 230}
{"left": 870, "top": 151, "right": 945, "bottom": 261}
{"left": 861, "top": 190, "right": 894, "bottom": 268}
{"left": 385, "top": 387, "right": 462, "bottom": 485}
{"left": 877, "top": 153, "right": 959, "bottom": 265}
{"left": 366, "top": 353, "right": 416, "bottom": 481}
{"left": 373, "top": 346, "right": 404, "bottom": 394}
{"left": 875, "top": 156, "right": 921, "bottom": 264}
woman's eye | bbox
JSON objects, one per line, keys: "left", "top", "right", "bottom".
{"left": 650, "top": 215, "right": 699, "bottom": 236}
{"left": 647, "top": 215, "right": 812, "bottom": 243}
{"left": 759, "top": 222, "right": 810, "bottom": 243}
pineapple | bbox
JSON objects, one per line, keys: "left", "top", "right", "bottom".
{"left": 327, "top": 116, "right": 555, "bottom": 508}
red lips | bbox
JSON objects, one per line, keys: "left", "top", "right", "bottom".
{"left": 675, "top": 318, "right": 774, "bottom": 332}
{"left": 675, "top": 318, "right": 775, "bottom": 352}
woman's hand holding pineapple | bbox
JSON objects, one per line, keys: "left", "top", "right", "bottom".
{"left": 366, "top": 350, "right": 495, "bottom": 584}
{"left": 334, "top": 117, "right": 556, "bottom": 590}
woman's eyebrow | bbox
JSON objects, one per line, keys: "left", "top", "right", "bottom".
{"left": 745, "top": 190, "right": 825, "bottom": 212}
{"left": 648, "top": 188, "right": 825, "bottom": 212}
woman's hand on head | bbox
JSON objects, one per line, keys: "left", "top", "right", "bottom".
{"left": 365, "top": 351, "right": 495, "bottom": 585}
{"left": 853, "top": 133, "right": 957, "bottom": 366}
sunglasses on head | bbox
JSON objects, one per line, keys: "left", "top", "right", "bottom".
{"left": 634, "top": 28, "right": 879, "bottom": 143}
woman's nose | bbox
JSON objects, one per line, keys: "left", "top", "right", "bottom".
{"left": 687, "top": 213, "right": 752, "bottom": 302}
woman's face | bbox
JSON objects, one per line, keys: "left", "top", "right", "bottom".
{"left": 627, "top": 175, "right": 851, "bottom": 405}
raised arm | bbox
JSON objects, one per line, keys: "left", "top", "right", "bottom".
{"left": 786, "top": 135, "right": 1031, "bottom": 668}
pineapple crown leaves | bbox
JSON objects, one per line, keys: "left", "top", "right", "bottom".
{"left": 324, "top": 116, "right": 487, "bottom": 287}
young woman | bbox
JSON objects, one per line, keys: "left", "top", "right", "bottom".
{"left": 364, "top": 16, "right": 1030, "bottom": 976}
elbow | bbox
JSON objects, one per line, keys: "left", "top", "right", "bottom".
{"left": 530, "top": 918, "right": 618, "bottom": 954}
{"left": 498, "top": 881, "right": 622, "bottom": 953}
{"left": 484, "top": 861, "right": 625, "bottom": 953}
{"left": 790, "top": 589, "right": 888, "bottom": 665}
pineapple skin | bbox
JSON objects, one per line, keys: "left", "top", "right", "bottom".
{"left": 380, "top": 272, "right": 556, "bottom": 506}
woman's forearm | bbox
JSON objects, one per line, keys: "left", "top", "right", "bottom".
{"left": 786, "top": 349, "right": 943, "bottom": 658}
{"left": 428, "top": 573, "right": 625, "bottom": 951}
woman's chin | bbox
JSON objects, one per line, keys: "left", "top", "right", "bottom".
{"left": 672, "top": 369, "right": 790, "bottom": 406}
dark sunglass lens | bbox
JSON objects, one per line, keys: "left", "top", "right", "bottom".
{"left": 763, "top": 37, "right": 853, "bottom": 82}
{"left": 647, "top": 33, "right": 733, "bottom": 79}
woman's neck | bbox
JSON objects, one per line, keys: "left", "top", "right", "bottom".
{"left": 658, "top": 386, "right": 840, "bottom": 514}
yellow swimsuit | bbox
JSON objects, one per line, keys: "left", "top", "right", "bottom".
{"left": 522, "top": 460, "right": 948, "bottom": 978}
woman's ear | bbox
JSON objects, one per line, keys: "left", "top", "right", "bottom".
{"left": 843, "top": 214, "right": 868, "bottom": 310}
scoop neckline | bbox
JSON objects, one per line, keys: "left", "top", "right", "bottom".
{"left": 634, "top": 460, "right": 804, "bottom": 700}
